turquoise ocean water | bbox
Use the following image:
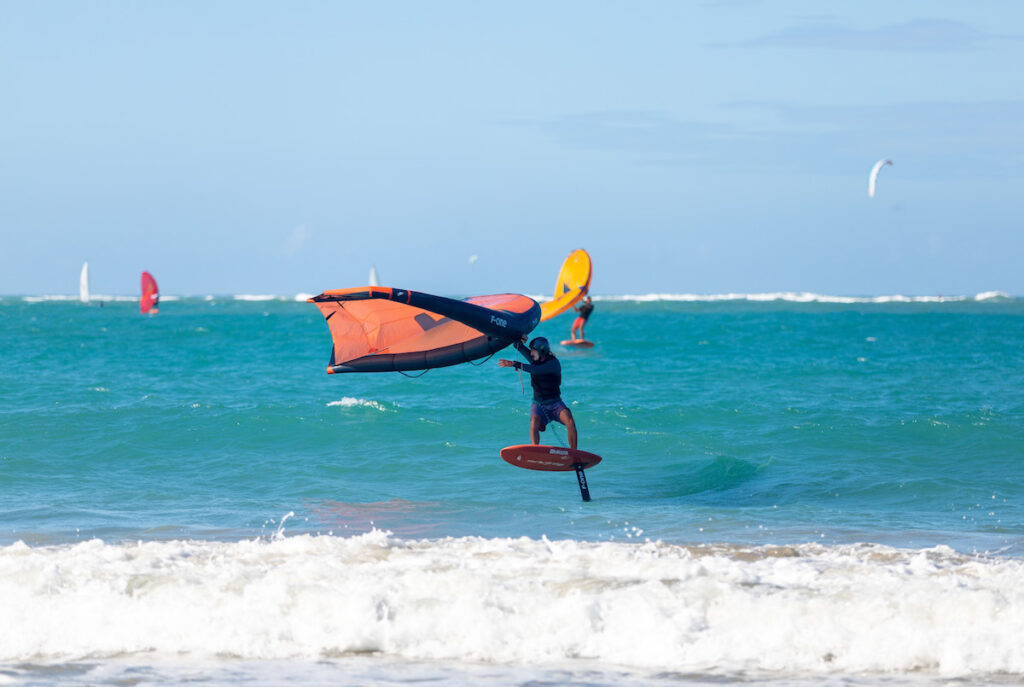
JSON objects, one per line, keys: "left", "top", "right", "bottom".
{"left": 2, "top": 293, "right": 1023, "bottom": 685}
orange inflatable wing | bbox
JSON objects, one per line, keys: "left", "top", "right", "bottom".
{"left": 309, "top": 287, "right": 540, "bottom": 373}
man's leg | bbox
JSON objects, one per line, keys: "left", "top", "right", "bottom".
{"left": 559, "top": 408, "right": 577, "bottom": 450}
{"left": 530, "top": 412, "right": 542, "bottom": 445}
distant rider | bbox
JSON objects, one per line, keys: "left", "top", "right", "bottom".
{"left": 571, "top": 296, "right": 593, "bottom": 341}
{"left": 498, "top": 336, "right": 578, "bottom": 449}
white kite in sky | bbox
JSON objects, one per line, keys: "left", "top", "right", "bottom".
{"left": 868, "top": 159, "right": 893, "bottom": 198}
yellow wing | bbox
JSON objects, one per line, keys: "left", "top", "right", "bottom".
{"left": 539, "top": 249, "right": 592, "bottom": 321}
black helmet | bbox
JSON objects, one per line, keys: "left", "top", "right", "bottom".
{"left": 528, "top": 337, "right": 551, "bottom": 356}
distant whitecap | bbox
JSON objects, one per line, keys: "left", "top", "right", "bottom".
{"left": 327, "top": 397, "right": 396, "bottom": 412}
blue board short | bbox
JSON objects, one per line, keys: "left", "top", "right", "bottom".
{"left": 531, "top": 399, "right": 570, "bottom": 431}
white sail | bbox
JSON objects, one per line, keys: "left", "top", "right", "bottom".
{"left": 368, "top": 266, "right": 379, "bottom": 287}
{"left": 79, "top": 262, "right": 90, "bottom": 303}
{"left": 868, "top": 159, "right": 892, "bottom": 198}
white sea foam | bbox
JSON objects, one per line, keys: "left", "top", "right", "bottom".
{"left": 234, "top": 294, "right": 279, "bottom": 302}
{"left": 18, "top": 295, "right": 179, "bottom": 303}
{"left": 21, "top": 295, "right": 76, "bottom": 302}
{"left": 326, "top": 397, "right": 396, "bottom": 412}
{"left": 599, "top": 292, "right": 1013, "bottom": 304}
{"left": 2, "top": 534, "right": 1023, "bottom": 678}
{"left": 975, "top": 290, "right": 1011, "bottom": 301}
{"left": 21, "top": 294, "right": 141, "bottom": 303}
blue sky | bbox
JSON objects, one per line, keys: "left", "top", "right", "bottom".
{"left": 2, "top": 1, "right": 1022, "bottom": 297}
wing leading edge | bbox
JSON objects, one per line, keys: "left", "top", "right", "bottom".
{"left": 309, "top": 287, "right": 540, "bottom": 373}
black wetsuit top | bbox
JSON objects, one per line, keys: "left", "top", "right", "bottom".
{"left": 512, "top": 341, "right": 562, "bottom": 403}
{"left": 577, "top": 300, "right": 594, "bottom": 320}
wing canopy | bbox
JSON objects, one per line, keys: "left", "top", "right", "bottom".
{"left": 539, "top": 249, "right": 592, "bottom": 321}
{"left": 309, "top": 287, "right": 540, "bottom": 373}
{"left": 868, "top": 159, "right": 892, "bottom": 198}
{"left": 140, "top": 271, "right": 159, "bottom": 314}
{"left": 79, "top": 262, "right": 90, "bottom": 304}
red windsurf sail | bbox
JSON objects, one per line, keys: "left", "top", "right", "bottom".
{"left": 140, "top": 271, "right": 159, "bottom": 314}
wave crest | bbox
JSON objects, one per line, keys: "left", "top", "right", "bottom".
{"left": 326, "top": 398, "right": 396, "bottom": 412}
{"left": 599, "top": 291, "right": 1014, "bottom": 303}
{"left": 2, "top": 534, "right": 1023, "bottom": 676}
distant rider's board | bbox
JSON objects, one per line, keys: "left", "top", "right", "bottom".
{"left": 499, "top": 444, "right": 602, "bottom": 501}
{"left": 560, "top": 339, "right": 594, "bottom": 348}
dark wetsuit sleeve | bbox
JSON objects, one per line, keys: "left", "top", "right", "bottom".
{"left": 518, "top": 357, "right": 560, "bottom": 376}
